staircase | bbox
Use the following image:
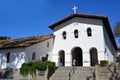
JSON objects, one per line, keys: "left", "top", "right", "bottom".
{"left": 50, "top": 66, "right": 95, "bottom": 80}
{"left": 50, "top": 66, "right": 120, "bottom": 80}
{"left": 95, "top": 66, "right": 113, "bottom": 80}
{"left": 50, "top": 67, "right": 72, "bottom": 80}
{"left": 71, "top": 67, "right": 95, "bottom": 80}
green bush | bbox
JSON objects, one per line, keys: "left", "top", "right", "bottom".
{"left": 42, "top": 61, "right": 55, "bottom": 72}
{"left": 34, "top": 61, "right": 55, "bottom": 72}
{"left": 20, "top": 61, "right": 55, "bottom": 77}
{"left": 100, "top": 60, "right": 109, "bottom": 66}
{"left": 20, "top": 63, "right": 36, "bottom": 77}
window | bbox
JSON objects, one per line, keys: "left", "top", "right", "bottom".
{"left": 87, "top": 28, "right": 92, "bottom": 36}
{"left": 47, "top": 42, "right": 49, "bottom": 48}
{"left": 74, "top": 29, "right": 79, "bottom": 38}
{"left": 6, "top": 52, "right": 10, "bottom": 63}
{"left": 32, "top": 52, "right": 36, "bottom": 60}
{"left": 62, "top": 31, "right": 67, "bottom": 39}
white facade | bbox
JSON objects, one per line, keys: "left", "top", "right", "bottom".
{"left": 52, "top": 17, "right": 108, "bottom": 66}
{"left": 49, "top": 14, "right": 117, "bottom": 66}
{"left": 0, "top": 13, "right": 117, "bottom": 68}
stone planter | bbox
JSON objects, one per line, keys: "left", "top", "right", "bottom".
{"left": 39, "top": 70, "right": 45, "bottom": 76}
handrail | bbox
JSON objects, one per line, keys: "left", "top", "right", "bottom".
{"left": 68, "top": 66, "right": 75, "bottom": 80}
{"left": 93, "top": 68, "right": 96, "bottom": 80}
{"left": 105, "top": 65, "right": 120, "bottom": 80}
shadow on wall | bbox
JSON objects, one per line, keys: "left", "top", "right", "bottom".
{"left": 0, "top": 68, "right": 13, "bottom": 79}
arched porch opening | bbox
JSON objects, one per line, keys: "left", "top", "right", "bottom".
{"left": 71, "top": 47, "right": 83, "bottom": 66}
{"left": 58, "top": 50, "right": 65, "bottom": 66}
{"left": 90, "top": 48, "right": 98, "bottom": 66}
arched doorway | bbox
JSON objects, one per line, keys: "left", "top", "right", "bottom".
{"left": 71, "top": 47, "right": 83, "bottom": 66}
{"left": 58, "top": 50, "right": 65, "bottom": 66}
{"left": 90, "top": 48, "right": 98, "bottom": 66}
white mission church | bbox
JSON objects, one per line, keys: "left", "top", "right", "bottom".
{"left": 0, "top": 12, "right": 118, "bottom": 68}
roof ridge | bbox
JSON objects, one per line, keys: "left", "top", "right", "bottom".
{"left": 73, "top": 13, "right": 107, "bottom": 17}
{"left": 11, "top": 34, "right": 53, "bottom": 40}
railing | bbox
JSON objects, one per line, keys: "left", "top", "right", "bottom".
{"left": 105, "top": 65, "right": 120, "bottom": 80}
{"left": 95, "top": 65, "right": 120, "bottom": 80}
{"left": 92, "top": 69, "right": 96, "bottom": 80}
{"left": 68, "top": 66, "right": 75, "bottom": 80}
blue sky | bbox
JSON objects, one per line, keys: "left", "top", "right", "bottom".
{"left": 0, "top": 0, "right": 120, "bottom": 46}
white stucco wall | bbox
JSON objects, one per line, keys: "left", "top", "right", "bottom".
{"left": 52, "top": 17, "right": 105, "bottom": 66}
{"left": 0, "top": 48, "right": 27, "bottom": 69}
{"left": 0, "top": 37, "right": 54, "bottom": 69}
{"left": 103, "top": 25, "right": 116, "bottom": 63}
{"left": 25, "top": 37, "right": 54, "bottom": 62}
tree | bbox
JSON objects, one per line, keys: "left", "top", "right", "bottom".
{"left": 0, "top": 36, "right": 10, "bottom": 40}
{"left": 114, "top": 22, "right": 120, "bottom": 37}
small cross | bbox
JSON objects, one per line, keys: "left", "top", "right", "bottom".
{"left": 72, "top": 5, "right": 78, "bottom": 13}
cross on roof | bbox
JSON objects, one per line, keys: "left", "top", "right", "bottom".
{"left": 72, "top": 5, "right": 78, "bottom": 13}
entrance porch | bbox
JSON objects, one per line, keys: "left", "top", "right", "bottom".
{"left": 58, "top": 47, "right": 98, "bottom": 66}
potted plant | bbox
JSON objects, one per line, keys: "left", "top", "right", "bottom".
{"left": 100, "top": 60, "right": 109, "bottom": 66}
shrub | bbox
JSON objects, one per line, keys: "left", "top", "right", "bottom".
{"left": 34, "top": 61, "right": 55, "bottom": 72}
{"left": 43, "top": 61, "right": 55, "bottom": 72}
{"left": 20, "top": 63, "right": 36, "bottom": 77}
{"left": 100, "top": 60, "right": 109, "bottom": 66}
{"left": 20, "top": 61, "right": 55, "bottom": 77}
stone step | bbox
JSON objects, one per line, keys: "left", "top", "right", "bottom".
{"left": 71, "top": 77, "right": 87, "bottom": 80}
{"left": 73, "top": 72, "right": 93, "bottom": 76}
{"left": 116, "top": 66, "right": 120, "bottom": 69}
{"left": 50, "top": 76, "right": 69, "bottom": 80}
{"left": 99, "top": 66, "right": 114, "bottom": 69}
{"left": 71, "top": 76, "right": 92, "bottom": 79}
{"left": 57, "top": 67, "right": 73, "bottom": 70}
{"left": 76, "top": 67, "right": 95, "bottom": 70}
{"left": 116, "top": 70, "right": 120, "bottom": 73}
{"left": 52, "top": 72, "right": 70, "bottom": 77}
{"left": 99, "top": 72, "right": 111, "bottom": 76}
{"left": 72, "top": 73, "right": 93, "bottom": 78}
{"left": 97, "top": 67, "right": 114, "bottom": 74}
{"left": 98, "top": 77, "right": 110, "bottom": 80}
{"left": 97, "top": 74, "right": 111, "bottom": 79}
{"left": 55, "top": 70, "right": 71, "bottom": 73}
{"left": 98, "top": 68, "right": 110, "bottom": 72}
{"left": 97, "top": 79, "right": 109, "bottom": 80}
{"left": 98, "top": 73, "right": 111, "bottom": 78}
{"left": 75, "top": 70, "right": 94, "bottom": 73}
{"left": 99, "top": 71, "right": 111, "bottom": 73}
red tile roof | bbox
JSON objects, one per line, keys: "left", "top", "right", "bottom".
{"left": 0, "top": 34, "right": 54, "bottom": 49}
